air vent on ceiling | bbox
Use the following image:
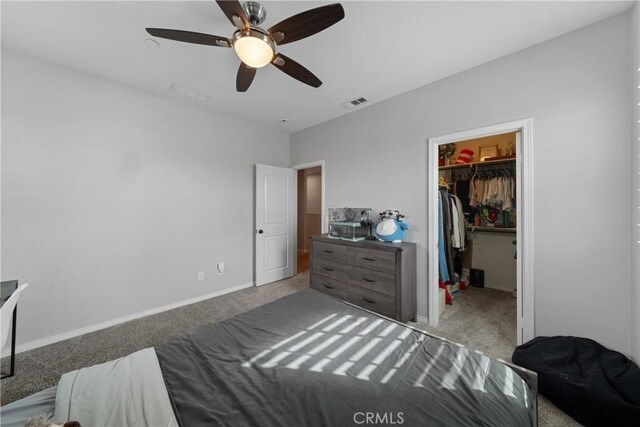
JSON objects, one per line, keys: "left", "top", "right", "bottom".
{"left": 340, "top": 96, "right": 369, "bottom": 110}
{"left": 169, "top": 83, "right": 212, "bottom": 103}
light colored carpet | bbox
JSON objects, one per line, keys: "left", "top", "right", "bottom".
{"left": 412, "top": 286, "right": 517, "bottom": 361}
{"left": 1, "top": 274, "right": 581, "bottom": 426}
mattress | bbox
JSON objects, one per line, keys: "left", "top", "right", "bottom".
{"left": 156, "top": 289, "right": 536, "bottom": 426}
{"left": 1, "top": 289, "right": 536, "bottom": 426}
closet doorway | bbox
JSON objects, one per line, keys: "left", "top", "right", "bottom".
{"left": 427, "top": 120, "right": 534, "bottom": 348}
{"left": 292, "top": 161, "right": 326, "bottom": 274}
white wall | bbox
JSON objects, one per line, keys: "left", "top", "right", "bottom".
{"left": 631, "top": 1, "right": 640, "bottom": 363}
{"left": 291, "top": 13, "right": 633, "bottom": 355}
{"left": 1, "top": 49, "right": 289, "bottom": 349}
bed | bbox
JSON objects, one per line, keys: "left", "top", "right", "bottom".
{"left": 1, "top": 289, "right": 537, "bottom": 426}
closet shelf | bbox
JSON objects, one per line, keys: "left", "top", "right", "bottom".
{"left": 439, "top": 158, "right": 516, "bottom": 171}
{"left": 466, "top": 225, "right": 516, "bottom": 234}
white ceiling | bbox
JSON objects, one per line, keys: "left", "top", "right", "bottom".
{"left": 1, "top": 1, "right": 633, "bottom": 133}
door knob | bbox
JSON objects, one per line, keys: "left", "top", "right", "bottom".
{"left": 258, "top": 229, "right": 264, "bottom": 234}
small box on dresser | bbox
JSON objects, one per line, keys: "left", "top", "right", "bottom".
{"left": 310, "top": 235, "right": 417, "bottom": 322}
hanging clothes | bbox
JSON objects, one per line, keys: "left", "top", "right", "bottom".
{"left": 439, "top": 188, "right": 455, "bottom": 281}
{"left": 451, "top": 194, "right": 466, "bottom": 251}
{"left": 503, "top": 177, "right": 514, "bottom": 212}
{"left": 437, "top": 192, "right": 450, "bottom": 283}
{"left": 451, "top": 196, "right": 461, "bottom": 248}
{"left": 469, "top": 178, "right": 478, "bottom": 208}
{"left": 469, "top": 174, "right": 515, "bottom": 212}
{"left": 437, "top": 186, "right": 468, "bottom": 284}
{"left": 456, "top": 180, "right": 471, "bottom": 212}
{"left": 438, "top": 161, "right": 516, "bottom": 293}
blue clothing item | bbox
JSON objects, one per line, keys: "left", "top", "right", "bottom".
{"left": 438, "top": 195, "right": 450, "bottom": 282}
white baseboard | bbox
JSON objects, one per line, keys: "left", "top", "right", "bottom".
{"left": 15, "top": 281, "right": 255, "bottom": 354}
{"left": 416, "top": 314, "right": 429, "bottom": 325}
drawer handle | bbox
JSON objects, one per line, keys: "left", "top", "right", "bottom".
{"left": 323, "top": 284, "right": 334, "bottom": 289}
{"left": 362, "top": 277, "right": 376, "bottom": 283}
{"left": 324, "top": 250, "right": 334, "bottom": 254}
{"left": 363, "top": 257, "right": 376, "bottom": 262}
{"left": 323, "top": 267, "right": 334, "bottom": 272}
{"left": 362, "top": 297, "right": 376, "bottom": 304}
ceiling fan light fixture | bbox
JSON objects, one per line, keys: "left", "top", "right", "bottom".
{"left": 233, "top": 28, "right": 275, "bottom": 68}
{"left": 147, "top": 1, "right": 345, "bottom": 91}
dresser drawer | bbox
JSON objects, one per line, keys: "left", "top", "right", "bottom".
{"left": 348, "top": 266, "right": 396, "bottom": 297}
{"left": 311, "top": 274, "right": 347, "bottom": 299}
{"left": 347, "top": 247, "right": 396, "bottom": 274}
{"left": 347, "top": 285, "right": 396, "bottom": 319}
{"left": 312, "top": 241, "right": 348, "bottom": 263}
{"left": 312, "top": 257, "right": 347, "bottom": 282}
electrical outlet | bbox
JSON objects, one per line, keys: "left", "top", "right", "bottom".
{"left": 198, "top": 271, "right": 204, "bottom": 280}
{"left": 217, "top": 262, "right": 225, "bottom": 275}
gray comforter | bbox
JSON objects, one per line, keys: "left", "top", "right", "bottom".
{"left": 156, "top": 289, "right": 535, "bottom": 426}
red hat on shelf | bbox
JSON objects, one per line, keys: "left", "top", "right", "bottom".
{"left": 455, "top": 148, "right": 474, "bottom": 164}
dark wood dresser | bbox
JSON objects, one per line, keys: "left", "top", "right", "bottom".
{"left": 310, "top": 235, "right": 417, "bottom": 322}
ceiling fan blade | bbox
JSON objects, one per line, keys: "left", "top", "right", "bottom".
{"left": 146, "top": 28, "right": 230, "bottom": 47}
{"left": 216, "top": 0, "right": 248, "bottom": 29}
{"left": 236, "top": 63, "right": 257, "bottom": 92}
{"left": 268, "top": 3, "right": 344, "bottom": 46}
{"left": 271, "top": 54, "right": 322, "bottom": 88}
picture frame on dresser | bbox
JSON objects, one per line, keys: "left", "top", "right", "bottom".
{"left": 309, "top": 235, "right": 417, "bottom": 322}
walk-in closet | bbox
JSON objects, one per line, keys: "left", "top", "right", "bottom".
{"left": 436, "top": 132, "right": 519, "bottom": 356}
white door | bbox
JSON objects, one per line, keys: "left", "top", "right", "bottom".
{"left": 255, "top": 164, "right": 296, "bottom": 286}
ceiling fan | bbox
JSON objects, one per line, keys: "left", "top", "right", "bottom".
{"left": 146, "top": 1, "right": 345, "bottom": 92}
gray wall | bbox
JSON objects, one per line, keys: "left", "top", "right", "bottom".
{"left": 291, "top": 13, "right": 634, "bottom": 355}
{"left": 631, "top": 1, "right": 640, "bottom": 363}
{"left": 1, "top": 49, "right": 290, "bottom": 348}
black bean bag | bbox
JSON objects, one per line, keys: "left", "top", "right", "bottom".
{"left": 512, "top": 336, "right": 640, "bottom": 427}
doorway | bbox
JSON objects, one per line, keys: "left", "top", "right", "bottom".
{"left": 254, "top": 161, "right": 324, "bottom": 287}
{"left": 255, "top": 164, "right": 296, "bottom": 286}
{"left": 427, "top": 119, "right": 534, "bottom": 347}
{"left": 296, "top": 167, "right": 322, "bottom": 273}
{"left": 292, "top": 161, "right": 326, "bottom": 275}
